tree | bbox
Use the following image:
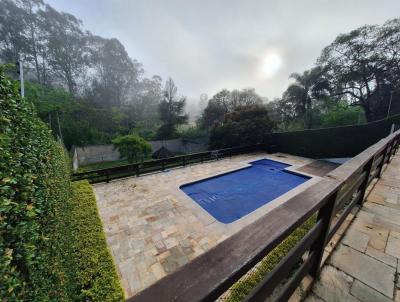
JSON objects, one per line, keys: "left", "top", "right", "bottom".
{"left": 281, "top": 67, "right": 330, "bottom": 128}
{"left": 39, "top": 4, "right": 88, "bottom": 94}
{"left": 199, "top": 88, "right": 263, "bottom": 130}
{"left": 318, "top": 18, "right": 400, "bottom": 121}
{"left": 0, "top": 0, "right": 29, "bottom": 64}
{"left": 199, "top": 89, "right": 230, "bottom": 129}
{"left": 157, "top": 78, "right": 188, "bottom": 139}
{"left": 127, "top": 75, "right": 162, "bottom": 125}
{"left": 209, "top": 105, "right": 273, "bottom": 149}
{"left": 112, "top": 134, "right": 151, "bottom": 163}
{"left": 265, "top": 98, "right": 297, "bottom": 130}
{"left": 88, "top": 36, "right": 142, "bottom": 107}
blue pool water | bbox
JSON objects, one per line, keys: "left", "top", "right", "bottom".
{"left": 180, "top": 159, "right": 310, "bottom": 224}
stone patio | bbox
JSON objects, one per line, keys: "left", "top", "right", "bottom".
{"left": 93, "top": 152, "right": 322, "bottom": 298}
{"left": 305, "top": 153, "right": 400, "bottom": 302}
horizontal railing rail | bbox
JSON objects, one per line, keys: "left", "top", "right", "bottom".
{"left": 72, "top": 144, "right": 265, "bottom": 183}
{"left": 127, "top": 130, "right": 400, "bottom": 302}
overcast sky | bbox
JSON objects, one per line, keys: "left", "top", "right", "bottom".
{"left": 48, "top": 0, "right": 400, "bottom": 102}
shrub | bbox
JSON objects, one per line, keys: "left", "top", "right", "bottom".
{"left": 64, "top": 181, "right": 125, "bottom": 301}
{"left": 112, "top": 133, "right": 152, "bottom": 163}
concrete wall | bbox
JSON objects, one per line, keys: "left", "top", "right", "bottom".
{"left": 72, "top": 138, "right": 207, "bottom": 170}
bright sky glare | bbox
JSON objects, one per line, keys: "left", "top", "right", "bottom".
{"left": 47, "top": 0, "right": 400, "bottom": 102}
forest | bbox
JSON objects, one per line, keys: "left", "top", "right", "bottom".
{"left": 1, "top": 0, "right": 400, "bottom": 150}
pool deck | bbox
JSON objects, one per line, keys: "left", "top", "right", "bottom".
{"left": 93, "top": 152, "right": 322, "bottom": 298}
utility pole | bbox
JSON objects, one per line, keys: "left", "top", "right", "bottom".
{"left": 16, "top": 60, "right": 25, "bottom": 97}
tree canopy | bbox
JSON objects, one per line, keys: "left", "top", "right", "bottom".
{"left": 209, "top": 105, "right": 273, "bottom": 149}
{"left": 157, "top": 78, "right": 188, "bottom": 139}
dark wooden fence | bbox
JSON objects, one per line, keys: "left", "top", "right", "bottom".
{"left": 127, "top": 130, "right": 400, "bottom": 302}
{"left": 72, "top": 144, "right": 264, "bottom": 183}
{"left": 267, "top": 114, "right": 400, "bottom": 158}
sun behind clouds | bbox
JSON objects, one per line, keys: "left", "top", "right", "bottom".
{"left": 261, "top": 52, "right": 283, "bottom": 78}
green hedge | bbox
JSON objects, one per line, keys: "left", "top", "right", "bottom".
{"left": 0, "top": 66, "right": 123, "bottom": 301}
{"left": 267, "top": 114, "right": 400, "bottom": 158}
{"left": 65, "top": 181, "right": 124, "bottom": 301}
{"left": 225, "top": 216, "right": 316, "bottom": 301}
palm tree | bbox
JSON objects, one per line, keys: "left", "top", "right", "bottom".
{"left": 283, "top": 67, "right": 329, "bottom": 128}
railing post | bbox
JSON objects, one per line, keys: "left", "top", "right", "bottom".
{"left": 106, "top": 170, "right": 110, "bottom": 183}
{"left": 162, "top": 159, "right": 165, "bottom": 171}
{"left": 183, "top": 156, "right": 186, "bottom": 167}
{"left": 358, "top": 156, "right": 374, "bottom": 205}
{"left": 136, "top": 164, "right": 140, "bottom": 177}
{"left": 391, "top": 136, "right": 399, "bottom": 157}
{"left": 309, "top": 191, "right": 338, "bottom": 278}
{"left": 386, "top": 139, "right": 395, "bottom": 164}
{"left": 377, "top": 144, "right": 389, "bottom": 178}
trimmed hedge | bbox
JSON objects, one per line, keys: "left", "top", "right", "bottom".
{"left": 65, "top": 181, "right": 124, "bottom": 301}
{"left": 267, "top": 113, "right": 400, "bottom": 158}
{"left": 0, "top": 66, "right": 123, "bottom": 301}
{"left": 225, "top": 216, "right": 316, "bottom": 301}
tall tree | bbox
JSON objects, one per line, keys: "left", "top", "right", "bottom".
{"left": 157, "top": 78, "right": 188, "bottom": 139}
{"left": 128, "top": 75, "right": 162, "bottom": 124}
{"left": 318, "top": 18, "right": 400, "bottom": 121}
{"left": 88, "top": 36, "right": 142, "bottom": 107}
{"left": 40, "top": 4, "right": 88, "bottom": 94}
{"left": 281, "top": 67, "right": 329, "bottom": 128}
{"left": 0, "top": 0, "right": 28, "bottom": 63}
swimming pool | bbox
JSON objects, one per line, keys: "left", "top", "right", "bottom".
{"left": 180, "top": 159, "right": 310, "bottom": 223}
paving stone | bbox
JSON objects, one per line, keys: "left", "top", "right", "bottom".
{"left": 350, "top": 280, "right": 393, "bottom": 302}
{"left": 386, "top": 234, "right": 400, "bottom": 259}
{"left": 365, "top": 246, "right": 397, "bottom": 267}
{"left": 313, "top": 265, "right": 354, "bottom": 302}
{"left": 330, "top": 244, "right": 395, "bottom": 298}
{"left": 352, "top": 218, "right": 389, "bottom": 252}
{"left": 342, "top": 228, "right": 370, "bottom": 252}
{"left": 303, "top": 293, "right": 325, "bottom": 302}
{"left": 150, "top": 262, "right": 166, "bottom": 279}
{"left": 346, "top": 295, "right": 362, "bottom": 302}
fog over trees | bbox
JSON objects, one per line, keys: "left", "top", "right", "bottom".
{"left": 1, "top": 0, "right": 400, "bottom": 149}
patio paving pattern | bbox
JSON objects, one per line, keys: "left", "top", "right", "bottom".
{"left": 93, "top": 152, "right": 319, "bottom": 298}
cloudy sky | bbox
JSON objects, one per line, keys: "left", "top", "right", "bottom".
{"left": 48, "top": 0, "right": 400, "bottom": 102}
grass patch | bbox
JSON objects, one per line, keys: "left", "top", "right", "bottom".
{"left": 225, "top": 216, "right": 316, "bottom": 301}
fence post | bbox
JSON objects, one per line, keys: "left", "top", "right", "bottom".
{"left": 162, "top": 159, "right": 165, "bottom": 171}
{"left": 183, "top": 156, "right": 186, "bottom": 167}
{"left": 309, "top": 191, "right": 338, "bottom": 278}
{"left": 106, "top": 170, "right": 110, "bottom": 183}
{"left": 377, "top": 145, "right": 389, "bottom": 178}
{"left": 136, "top": 164, "right": 140, "bottom": 177}
{"left": 386, "top": 139, "right": 395, "bottom": 164}
{"left": 358, "top": 156, "right": 374, "bottom": 205}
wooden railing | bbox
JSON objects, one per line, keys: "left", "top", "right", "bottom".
{"left": 127, "top": 130, "right": 400, "bottom": 302}
{"left": 72, "top": 144, "right": 264, "bottom": 183}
